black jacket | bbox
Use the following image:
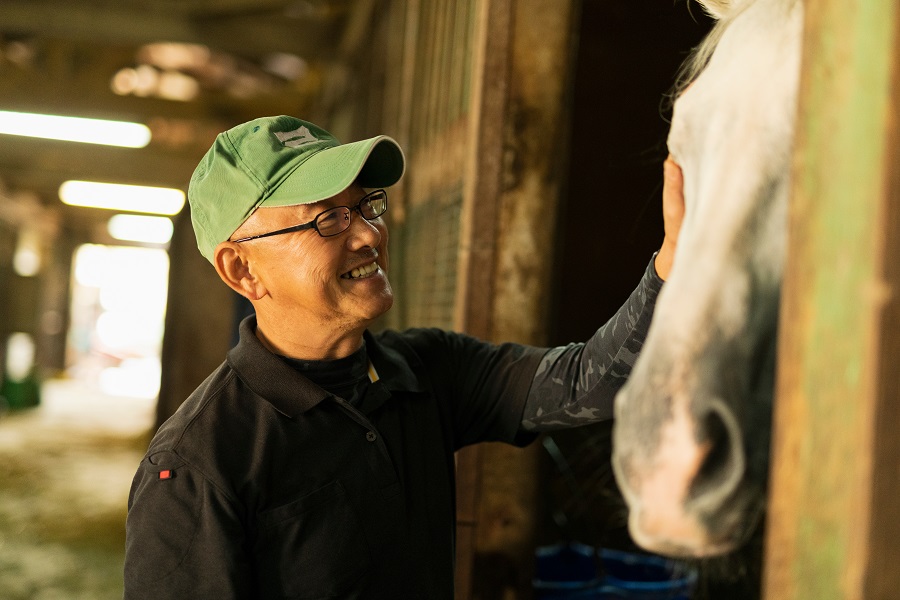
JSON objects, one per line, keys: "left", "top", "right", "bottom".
{"left": 124, "top": 319, "right": 544, "bottom": 599}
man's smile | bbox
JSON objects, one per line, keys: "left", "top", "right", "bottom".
{"left": 341, "top": 261, "right": 380, "bottom": 279}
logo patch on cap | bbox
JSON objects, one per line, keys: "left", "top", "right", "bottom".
{"left": 274, "top": 126, "right": 319, "bottom": 148}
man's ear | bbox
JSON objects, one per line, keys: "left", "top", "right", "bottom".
{"left": 213, "top": 242, "right": 267, "bottom": 301}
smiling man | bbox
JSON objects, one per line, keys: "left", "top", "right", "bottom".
{"left": 221, "top": 182, "right": 395, "bottom": 359}
{"left": 123, "top": 115, "right": 684, "bottom": 599}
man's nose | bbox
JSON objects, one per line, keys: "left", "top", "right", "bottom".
{"left": 344, "top": 212, "right": 381, "bottom": 248}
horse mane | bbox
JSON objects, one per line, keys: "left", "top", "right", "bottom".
{"left": 671, "top": 1, "right": 751, "bottom": 99}
{"left": 697, "top": 0, "right": 736, "bottom": 18}
{"left": 670, "top": 0, "right": 799, "bottom": 101}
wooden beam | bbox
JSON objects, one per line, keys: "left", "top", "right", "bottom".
{"left": 453, "top": 0, "right": 579, "bottom": 597}
{"left": 336, "top": 0, "right": 378, "bottom": 58}
{"left": 0, "top": 2, "right": 197, "bottom": 47}
{"left": 0, "top": 1, "right": 341, "bottom": 60}
{"left": 454, "top": 0, "right": 511, "bottom": 337}
{"left": 454, "top": 1, "right": 514, "bottom": 597}
{"left": 764, "top": 0, "right": 900, "bottom": 597}
{"left": 492, "top": 0, "right": 576, "bottom": 346}
{"left": 0, "top": 139, "right": 199, "bottom": 193}
{"left": 156, "top": 212, "right": 237, "bottom": 430}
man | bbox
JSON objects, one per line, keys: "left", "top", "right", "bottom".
{"left": 124, "top": 115, "right": 684, "bottom": 599}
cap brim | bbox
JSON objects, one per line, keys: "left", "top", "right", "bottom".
{"left": 259, "top": 135, "right": 405, "bottom": 208}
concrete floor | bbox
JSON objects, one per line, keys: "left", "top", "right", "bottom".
{"left": 0, "top": 379, "right": 154, "bottom": 600}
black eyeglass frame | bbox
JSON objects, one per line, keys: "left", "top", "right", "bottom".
{"left": 231, "top": 189, "right": 388, "bottom": 243}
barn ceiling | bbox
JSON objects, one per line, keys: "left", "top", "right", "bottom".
{"left": 0, "top": 0, "right": 369, "bottom": 234}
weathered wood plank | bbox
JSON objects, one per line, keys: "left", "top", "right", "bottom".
{"left": 454, "top": 0, "right": 511, "bottom": 338}
{"left": 457, "top": 0, "right": 580, "bottom": 597}
{"left": 454, "top": 0, "right": 514, "bottom": 595}
{"left": 764, "top": 0, "right": 900, "bottom": 598}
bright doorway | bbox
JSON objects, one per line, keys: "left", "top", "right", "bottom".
{"left": 65, "top": 244, "right": 169, "bottom": 410}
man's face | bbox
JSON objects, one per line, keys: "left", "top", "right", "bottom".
{"left": 236, "top": 183, "right": 393, "bottom": 333}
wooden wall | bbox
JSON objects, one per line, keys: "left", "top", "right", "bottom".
{"left": 765, "top": 0, "right": 900, "bottom": 597}
{"left": 326, "top": 1, "right": 580, "bottom": 597}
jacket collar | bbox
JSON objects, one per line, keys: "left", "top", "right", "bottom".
{"left": 226, "top": 316, "right": 424, "bottom": 418}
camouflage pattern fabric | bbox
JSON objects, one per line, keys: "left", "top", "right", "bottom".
{"left": 521, "top": 257, "right": 662, "bottom": 431}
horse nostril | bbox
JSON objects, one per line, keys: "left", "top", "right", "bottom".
{"left": 688, "top": 402, "right": 745, "bottom": 506}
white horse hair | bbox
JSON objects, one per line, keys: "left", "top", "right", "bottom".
{"left": 611, "top": 0, "right": 804, "bottom": 557}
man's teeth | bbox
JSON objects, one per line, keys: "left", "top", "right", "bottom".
{"left": 346, "top": 262, "right": 378, "bottom": 279}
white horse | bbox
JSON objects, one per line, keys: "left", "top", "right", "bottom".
{"left": 611, "top": 0, "right": 804, "bottom": 557}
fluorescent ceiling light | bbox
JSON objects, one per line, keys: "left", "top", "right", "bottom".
{"left": 60, "top": 180, "right": 185, "bottom": 215}
{"left": 108, "top": 214, "right": 174, "bottom": 244}
{"left": 0, "top": 110, "right": 151, "bottom": 148}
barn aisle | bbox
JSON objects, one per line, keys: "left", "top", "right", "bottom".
{"left": 0, "top": 379, "right": 153, "bottom": 600}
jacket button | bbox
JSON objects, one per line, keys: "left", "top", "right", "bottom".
{"left": 366, "top": 431, "right": 377, "bottom": 442}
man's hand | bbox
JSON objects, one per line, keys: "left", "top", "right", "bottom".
{"left": 654, "top": 156, "right": 685, "bottom": 281}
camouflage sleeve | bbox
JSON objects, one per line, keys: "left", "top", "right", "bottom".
{"left": 521, "top": 256, "right": 663, "bottom": 431}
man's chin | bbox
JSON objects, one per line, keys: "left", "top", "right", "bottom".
{"left": 355, "top": 288, "right": 393, "bottom": 323}
{"left": 369, "top": 294, "right": 394, "bottom": 320}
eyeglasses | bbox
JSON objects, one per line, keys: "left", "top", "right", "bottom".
{"left": 231, "top": 189, "right": 388, "bottom": 243}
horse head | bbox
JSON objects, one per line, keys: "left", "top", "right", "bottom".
{"left": 611, "top": 0, "right": 804, "bottom": 557}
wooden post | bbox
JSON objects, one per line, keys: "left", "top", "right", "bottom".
{"left": 454, "top": 0, "right": 579, "bottom": 597}
{"left": 454, "top": 0, "right": 511, "bottom": 338}
{"left": 155, "top": 210, "right": 235, "bottom": 428}
{"left": 764, "top": 0, "right": 900, "bottom": 598}
{"left": 454, "top": 0, "right": 513, "bottom": 595}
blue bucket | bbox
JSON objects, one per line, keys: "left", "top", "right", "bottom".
{"left": 533, "top": 544, "right": 697, "bottom": 599}
{"left": 595, "top": 548, "right": 696, "bottom": 599}
{"left": 533, "top": 542, "right": 604, "bottom": 599}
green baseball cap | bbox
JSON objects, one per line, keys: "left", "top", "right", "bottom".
{"left": 188, "top": 115, "right": 405, "bottom": 262}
